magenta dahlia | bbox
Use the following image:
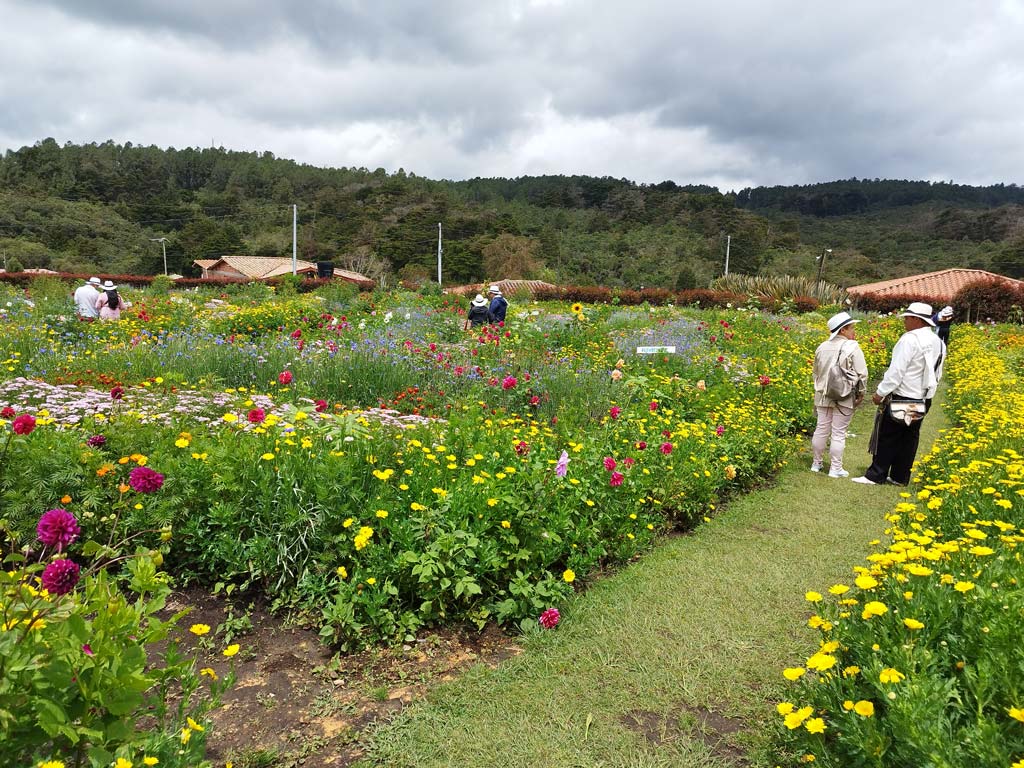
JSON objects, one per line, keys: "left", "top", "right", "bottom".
{"left": 538, "top": 608, "right": 560, "bottom": 629}
{"left": 128, "top": 466, "right": 165, "bottom": 494}
{"left": 37, "top": 509, "right": 81, "bottom": 551}
{"left": 12, "top": 414, "right": 36, "bottom": 435}
{"left": 41, "top": 559, "right": 80, "bottom": 595}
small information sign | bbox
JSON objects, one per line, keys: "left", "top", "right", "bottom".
{"left": 635, "top": 345, "right": 676, "bottom": 354}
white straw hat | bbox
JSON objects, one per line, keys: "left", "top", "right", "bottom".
{"left": 102, "top": 280, "right": 117, "bottom": 290}
{"left": 471, "top": 294, "right": 487, "bottom": 307}
{"left": 827, "top": 311, "right": 858, "bottom": 340}
{"left": 900, "top": 301, "right": 935, "bottom": 326}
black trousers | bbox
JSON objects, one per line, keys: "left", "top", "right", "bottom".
{"left": 865, "top": 411, "right": 924, "bottom": 485}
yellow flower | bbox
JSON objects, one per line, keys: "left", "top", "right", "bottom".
{"left": 1009, "top": 706, "right": 1024, "bottom": 723}
{"left": 60, "top": 495, "right": 72, "bottom": 504}
{"left": 189, "top": 623, "right": 211, "bottom": 636}
{"left": 411, "top": 502, "right": 427, "bottom": 511}
{"left": 114, "top": 759, "right": 133, "bottom": 768}
{"left": 337, "top": 566, "right": 348, "bottom": 579}
{"left": 953, "top": 581, "right": 975, "bottom": 593}
{"left": 777, "top": 702, "right": 795, "bottom": 715}
{"left": 861, "top": 601, "right": 888, "bottom": 620}
{"left": 175, "top": 438, "right": 190, "bottom": 448}
{"left": 222, "top": 413, "right": 238, "bottom": 422}
{"left": 806, "top": 652, "right": 836, "bottom": 672}
{"left": 903, "top": 618, "right": 925, "bottom": 630}
{"left": 487, "top": 498, "right": 499, "bottom": 507}
{"left": 784, "top": 706, "right": 813, "bottom": 729}
{"left": 261, "top": 452, "right": 275, "bottom": 461}
{"left": 783, "top": 667, "right": 806, "bottom": 680}
{"left": 879, "top": 667, "right": 905, "bottom": 684}
{"left": 343, "top": 518, "right": 354, "bottom": 528}
{"left": 827, "top": 584, "right": 849, "bottom": 595}
{"left": 854, "top": 575, "right": 878, "bottom": 590}
{"left": 200, "top": 667, "right": 218, "bottom": 681}
{"left": 187, "top": 716, "right": 205, "bottom": 732}
{"left": 805, "top": 591, "right": 822, "bottom": 602}
{"left": 375, "top": 509, "right": 389, "bottom": 519}
{"left": 563, "top": 569, "right": 576, "bottom": 583}
{"left": 366, "top": 577, "right": 377, "bottom": 585}
{"left": 143, "top": 757, "right": 159, "bottom": 766}
{"left": 38, "top": 762, "right": 66, "bottom": 768}
{"left": 804, "top": 717, "right": 825, "bottom": 734}
{"left": 854, "top": 700, "right": 875, "bottom": 717}
{"left": 181, "top": 727, "right": 192, "bottom": 744}
{"left": 501, "top": 520, "right": 511, "bottom": 529}
{"left": 223, "top": 644, "right": 240, "bottom": 658}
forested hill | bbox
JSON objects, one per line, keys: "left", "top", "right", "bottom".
{"left": 1, "top": 139, "right": 1022, "bottom": 288}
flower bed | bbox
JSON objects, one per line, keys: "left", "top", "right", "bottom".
{"left": 775, "top": 324, "right": 1024, "bottom": 766}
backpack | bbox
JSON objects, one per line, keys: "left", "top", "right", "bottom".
{"left": 824, "top": 342, "right": 858, "bottom": 402}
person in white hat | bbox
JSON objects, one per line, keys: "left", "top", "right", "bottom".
{"left": 464, "top": 293, "right": 490, "bottom": 330}
{"left": 95, "top": 280, "right": 131, "bottom": 321}
{"left": 933, "top": 305, "right": 954, "bottom": 348}
{"left": 852, "top": 301, "right": 945, "bottom": 486}
{"left": 810, "top": 311, "right": 868, "bottom": 477}
{"left": 73, "top": 276, "right": 102, "bottom": 321}
{"left": 486, "top": 283, "right": 508, "bottom": 323}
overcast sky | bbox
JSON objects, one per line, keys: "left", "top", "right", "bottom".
{"left": 2, "top": 0, "right": 1023, "bottom": 191}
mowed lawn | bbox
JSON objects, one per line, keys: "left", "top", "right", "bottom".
{"left": 358, "top": 392, "right": 948, "bottom": 768}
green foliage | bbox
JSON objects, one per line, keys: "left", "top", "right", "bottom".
{"left": 149, "top": 274, "right": 174, "bottom": 295}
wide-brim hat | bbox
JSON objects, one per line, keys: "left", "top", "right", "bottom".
{"left": 487, "top": 284, "right": 501, "bottom": 294}
{"left": 471, "top": 294, "right": 487, "bottom": 307}
{"left": 938, "top": 305, "right": 954, "bottom": 320}
{"left": 900, "top": 301, "right": 935, "bottom": 326}
{"left": 102, "top": 280, "right": 117, "bottom": 290}
{"left": 827, "top": 311, "right": 859, "bottom": 340}
{"left": 87, "top": 276, "right": 101, "bottom": 286}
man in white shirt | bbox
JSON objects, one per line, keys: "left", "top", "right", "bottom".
{"left": 853, "top": 301, "right": 946, "bottom": 486}
{"left": 73, "top": 277, "right": 101, "bottom": 321}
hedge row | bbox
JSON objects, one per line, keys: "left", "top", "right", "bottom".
{"left": 532, "top": 284, "right": 819, "bottom": 313}
{"left": 851, "top": 280, "right": 1024, "bottom": 322}
{"left": 0, "top": 271, "right": 369, "bottom": 294}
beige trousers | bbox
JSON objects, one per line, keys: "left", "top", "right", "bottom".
{"left": 812, "top": 404, "right": 855, "bottom": 471}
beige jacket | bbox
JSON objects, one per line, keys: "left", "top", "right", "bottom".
{"left": 812, "top": 336, "right": 868, "bottom": 408}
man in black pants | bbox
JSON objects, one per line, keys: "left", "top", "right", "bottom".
{"left": 852, "top": 302, "right": 945, "bottom": 486}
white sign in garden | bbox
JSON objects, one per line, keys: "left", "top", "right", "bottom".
{"left": 635, "top": 346, "right": 676, "bottom": 354}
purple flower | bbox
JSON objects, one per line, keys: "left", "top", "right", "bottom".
{"left": 128, "top": 466, "right": 165, "bottom": 494}
{"left": 37, "top": 509, "right": 80, "bottom": 551}
{"left": 41, "top": 559, "right": 80, "bottom": 595}
{"left": 539, "top": 608, "right": 560, "bottom": 629}
{"left": 86, "top": 434, "right": 107, "bottom": 448}
{"left": 555, "top": 450, "right": 570, "bottom": 478}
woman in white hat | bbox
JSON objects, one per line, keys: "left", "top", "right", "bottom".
{"left": 464, "top": 293, "right": 489, "bottom": 330}
{"left": 810, "top": 311, "right": 868, "bottom": 477}
{"left": 95, "top": 280, "right": 131, "bottom": 321}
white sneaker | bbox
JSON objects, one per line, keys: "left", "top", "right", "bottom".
{"left": 810, "top": 464, "right": 822, "bottom": 473}
{"left": 828, "top": 469, "right": 850, "bottom": 478}
{"left": 851, "top": 476, "right": 876, "bottom": 485}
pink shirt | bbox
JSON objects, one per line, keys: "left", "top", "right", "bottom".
{"left": 95, "top": 291, "right": 130, "bottom": 320}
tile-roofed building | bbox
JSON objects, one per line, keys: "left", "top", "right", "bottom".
{"left": 447, "top": 279, "right": 557, "bottom": 298}
{"left": 192, "top": 256, "right": 374, "bottom": 289}
{"left": 847, "top": 268, "right": 1024, "bottom": 304}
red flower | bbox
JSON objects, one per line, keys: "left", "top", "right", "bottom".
{"left": 278, "top": 370, "right": 293, "bottom": 385}
{"left": 623, "top": 457, "right": 635, "bottom": 467}
{"left": 659, "top": 442, "right": 673, "bottom": 455}
{"left": 248, "top": 408, "right": 266, "bottom": 424}
{"left": 514, "top": 440, "right": 529, "bottom": 455}
{"left": 315, "top": 399, "right": 328, "bottom": 412}
{"left": 502, "top": 376, "right": 517, "bottom": 390}
{"left": 538, "top": 608, "right": 560, "bottom": 629}
{"left": 758, "top": 374, "right": 771, "bottom": 387}
{"left": 715, "top": 425, "right": 725, "bottom": 436}
{"left": 609, "top": 471, "right": 624, "bottom": 487}
{"left": 110, "top": 386, "right": 125, "bottom": 400}
{"left": 0, "top": 406, "right": 14, "bottom": 419}
{"left": 635, "top": 441, "right": 647, "bottom": 450}
{"left": 529, "top": 395, "right": 540, "bottom": 406}
{"left": 12, "top": 414, "right": 36, "bottom": 435}
{"left": 603, "top": 456, "right": 617, "bottom": 471}
{"left": 649, "top": 401, "right": 658, "bottom": 411}
{"left": 609, "top": 406, "right": 621, "bottom": 419}
{"left": 37, "top": 509, "right": 80, "bottom": 551}
{"left": 290, "top": 328, "right": 302, "bottom": 339}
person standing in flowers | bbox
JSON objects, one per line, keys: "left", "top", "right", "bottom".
{"left": 486, "top": 284, "right": 508, "bottom": 323}
{"left": 853, "top": 301, "right": 945, "bottom": 486}
{"left": 73, "top": 276, "right": 102, "bottom": 321}
{"left": 810, "top": 311, "right": 868, "bottom": 478}
{"left": 464, "top": 293, "right": 489, "bottom": 329}
{"left": 95, "top": 280, "right": 131, "bottom": 321}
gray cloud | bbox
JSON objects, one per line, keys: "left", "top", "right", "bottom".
{"left": 2, "top": 0, "right": 1024, "bottom": 189}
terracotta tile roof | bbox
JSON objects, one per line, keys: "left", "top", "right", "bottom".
{"left": 847, "top": 269, "right": 1024, "bottom": 303}
{"left": 198, "top": 256, "right": 372, "bottom": 286}
{"left": 193, "top": 259, "right": 219, "bottom": 269}
{"left": 447, "top": 279, "right": 557, "bottom": 298}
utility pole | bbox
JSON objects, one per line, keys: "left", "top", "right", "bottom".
{"left": 149, "top": 237, "right": 168, "bottom": 275}
{"left": 436, "top": 222, "right": 443, "bottom": 285}
{"left": 292, "top": 204, "right": 298, "bottom": 276}
{"left": 724, "top": 234, "right": 731, "bottom": 276}
{"left": 815, "top": 248, "right": 832, "bottom": 297}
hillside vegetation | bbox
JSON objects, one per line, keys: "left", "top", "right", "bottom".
{"left": 1, "top": 139, "right": 1022, "bottom": 287}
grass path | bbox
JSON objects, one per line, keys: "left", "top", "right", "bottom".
{"left": 357, "top": 394, "right": 949, "bottom": 768}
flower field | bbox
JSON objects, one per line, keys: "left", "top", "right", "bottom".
{"left": 1, "top": 279, "right": 913, "bottom": 766}
{"left": 776, "top": 324, "right": 1024, "bottom": 766}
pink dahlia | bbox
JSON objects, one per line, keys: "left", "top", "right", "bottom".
{"left": 502, "top": 376, "right": 517, "bottom": 390}
{"left": 609, "top": 406, "right": 621, "bottom": 419}
{"left": 715, "top": 425, "right": 725, "bottom": 436}
{"left": 603, "top": 456, "right": 617, "bottom": 472}
{"left": 315, "top": 399, "right": 328, "bottom": 412}
{"left": 278, "top": 370, "right": 293, "bottom": 385}
{"left": 86, "top": 434, "right": 107, "bottom": 448}
{"left": 41, "top": 559, "right": 80, "bottom": 595}
{"left": 660, "top": 442, "right": 673, "bottom": 455}
{"left": 12, "top": 414, "right": 36, "bottom": 435}
{"left": 37, "top": 509, "right": 80, "bottom": 551}
{"left": 0, "top": 406, "right": 14, "bottom": 418}
{"left": 609, "top": 471, "right": 624, "bottom": 487}
{"left": 649, "top": 401, "right": 658, "bottom": 412}
{"left": 128, "top": 466, "right": 165, "bottom": 494}
{"left": 110, "top": 386, "right": 125, "bottom": 400}
{"left": 636, "top": 441, "right": 647, "bottom": 450}
{"left": 247, "top": 408, "right": 266, "bottom": 424}
{"left": 758, "top": 375, "right": 771, "bottom": 387}
{"left": 538, "top": 608, "right": 560, "bottom": 629}
{"left": 515, "top": 440, "right": 529, "bottom": 456}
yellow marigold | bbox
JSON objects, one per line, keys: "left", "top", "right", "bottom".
{"left": 501, "top": 520, "right": 511, "bottom": 528}
{"left": 222, "top": 413, "right": 238, "bottom": 422}
{"left": 200, "top": 667, "right": 218, "bottom": 680}
{"left": 879, "top": 667, "right": 905, "bottom": 684}
{"left": 783, "top": 667, "right": 806, "bottom": 680}
{"left": 114, "top": 759, "right": 132, "bottom": 768}
{"left": 563, "top": 569, "right": 576, "bottom": 583}
{"left": 806, "top": 652, "right": 836, "bottom": 672}
{"left": 954, "top": 581, "right": 975, "bottom": 593}
{"left": 804, "top": 717, "right": 825, "bottom": 734}
{"left": 777, "top": 702, "right": 795, "bottom": 715}
{"left": 805, "top": 591, "right": 823, "bottom": 602}
{"left": 827, "top": 584, "right": 849, "bottom": 595}
{"left": 1009, "top": 706, "right": 1024, "bottom": 723}
{"left": 222, "top": 645, "right": 240, "bottom": 658}
{"left": 189, "top": 623, "right": 211, "bottom": 636}
{"left": 38, "top": 762, "right": 66, "bottom": 768}
{"left": 784, "top": 706, "right": 813, "bottom": 729}
{"left": 854, "top": 575, "right": 879, "bottom": 590}
{"left": 336, "top": 566, "right": 348, "bottom": 579}
{"left": 861, "top": 601, "right": 888, "bottom": 620}
{"left": 260, "top": 453, "right": 275, "bottom": 461}
{"left": 903, "top": 618, "right": 925, "bottom": 630}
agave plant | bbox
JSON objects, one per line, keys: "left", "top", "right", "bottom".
{"left": 710, "top": 273, "right": 847, "bottom": 304}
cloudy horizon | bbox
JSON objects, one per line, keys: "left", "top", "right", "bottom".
{"left": 2, "top": 0, "right": 1023, "bottom": 192}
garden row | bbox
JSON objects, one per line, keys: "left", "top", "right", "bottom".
{"left": 776, "top": 323, "right": 1024, "bottom": 766}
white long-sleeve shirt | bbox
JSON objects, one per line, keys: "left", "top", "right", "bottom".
{"left": 876, "top": 326, "right": 946, "bottom": 400}
{"left": 73, "top": 285, "right": 100, "bottom": 318}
